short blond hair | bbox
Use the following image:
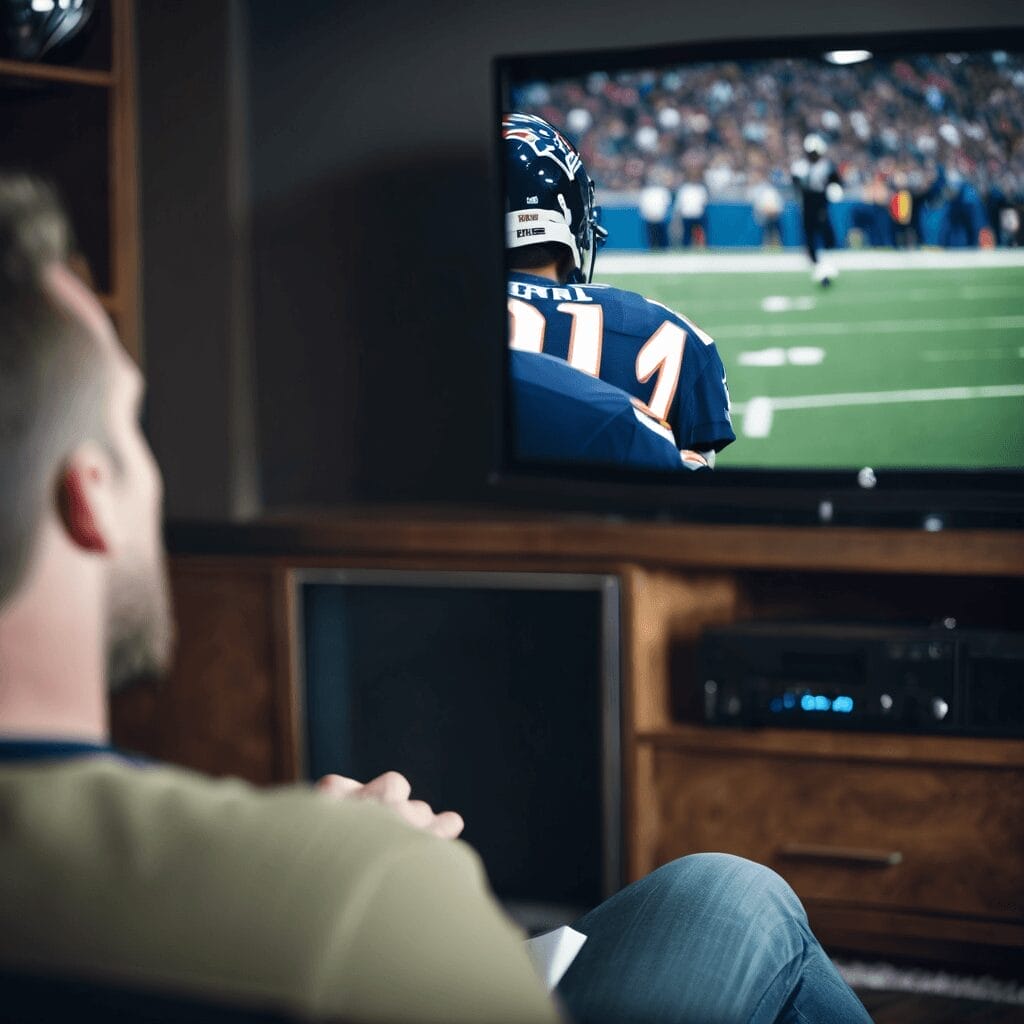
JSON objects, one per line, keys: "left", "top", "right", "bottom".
{"left": 0, "top": 174, "right": 109, "bottom": 607}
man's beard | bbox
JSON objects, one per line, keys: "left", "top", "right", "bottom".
{"left": 105, "top": 546, "right": 175, "bottom": 692}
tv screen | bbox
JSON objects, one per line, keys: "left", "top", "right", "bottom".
{"left": 495, "top": 29, "right": 1024, "bottom": 526}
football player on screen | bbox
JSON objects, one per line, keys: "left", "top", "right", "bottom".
{"left": 510, "top": 349, "right": 703, "bottom": 472}
{"left": 503, "top": 112, "right": 735, "bottom": 471}
{"left": 791, "top": 132, "right": 843, "bottom": 286}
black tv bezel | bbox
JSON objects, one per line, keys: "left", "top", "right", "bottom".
{"left": 490, "top": 26, "right": 1024, "bottom": 529}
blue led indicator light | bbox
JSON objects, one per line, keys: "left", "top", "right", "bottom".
{"left": 796, "top": 692, "right": 855, "bottom": 714}
{"left": 770, "top": 698, "right": 783, "bottom": 713}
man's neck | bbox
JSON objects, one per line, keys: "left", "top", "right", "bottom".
{"left": 0, "top": 520, "right": 108, "bottom": 743}
{"left": 512, "top": 262, "right": 562, "bottom": 283}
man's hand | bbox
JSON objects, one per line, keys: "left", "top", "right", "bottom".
{"left": 316, "top": 771, "right": 465, "bottom": 839}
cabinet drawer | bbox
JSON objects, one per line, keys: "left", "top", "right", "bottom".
{"left": 649, "top": 747, "right": 1024, "bottom": 921}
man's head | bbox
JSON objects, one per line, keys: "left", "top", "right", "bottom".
{"left": 503, "top": 113, "right": 606, "bottom": 284}
{"left": 803, "top": 133, "right": 827, "bottom": 162}
{"left": 0, "top": 174, "right": 172, "bottom": 692}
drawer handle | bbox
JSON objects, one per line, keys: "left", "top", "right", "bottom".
{"left": 777, "top": 843, "right": 903, "bottom": 867}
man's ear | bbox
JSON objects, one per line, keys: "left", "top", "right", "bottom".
{"left": 56, "top": 443, "right": 114, "bottom": 555}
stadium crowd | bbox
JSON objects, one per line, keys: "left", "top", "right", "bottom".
{"left": 512, "top": 50, "right": 1024, "bottom": 246}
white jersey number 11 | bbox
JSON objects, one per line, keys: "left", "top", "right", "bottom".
{"left": 508, "top": 298, "right": 686, "bottom": 423}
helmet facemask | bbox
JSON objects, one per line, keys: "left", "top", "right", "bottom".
{"left": 574, "top": 176, "right": 607, "bottom": 284}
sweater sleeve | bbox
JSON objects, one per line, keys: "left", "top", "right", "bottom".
{"left": 311, "top": 835, "right": 564, "bottom": 1023}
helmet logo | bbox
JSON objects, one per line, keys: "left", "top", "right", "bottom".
{"left": 557, "top": 193, "right": 573, "bottom": 229}
{"left": 502, "top": 115, "right": 582, "bottom": 181}
{"left": 526, "top": 196, "right": 539, "bottom": 205}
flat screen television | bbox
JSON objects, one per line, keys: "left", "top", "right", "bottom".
{"left": 493, "top": 27, "right": 1024, "bottom": 528}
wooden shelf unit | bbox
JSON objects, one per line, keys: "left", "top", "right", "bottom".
{"left": 0, "top": 58, "right": 115, "bottom": 88}
{"left": 637, "top": 722, "right": 1024, "bottom": 769}
{"left": 0, "top": 0, "right": 139, "bottom": 361}
{"left": 113, "top": 513, "right": 1024, "bottom": 970}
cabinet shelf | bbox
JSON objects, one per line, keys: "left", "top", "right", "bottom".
{"left": 0, "top": 58, "right": 114, "bottom": 89}
{"left": 637, "top": 722, "right": 1024, "bottom": 769}
{"left": 165, "top": 515, "right": 1024, "bottom": 578}
{"left": 1, "top": 0, "right": 139, "bottom": 361}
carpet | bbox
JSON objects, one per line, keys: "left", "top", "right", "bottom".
{"left": 835, "top": 960, "right": 1024, "bottom": 1006}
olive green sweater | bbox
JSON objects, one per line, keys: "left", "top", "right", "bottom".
{"left": 0, "top": 756, "right": 561, "bottom": 1022}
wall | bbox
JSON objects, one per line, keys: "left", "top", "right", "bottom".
{"left": 139, "top": 0, "right": 1024, "bottom": 517}
{"left": 137, "top": 1, "right": 259, "bottom": 520}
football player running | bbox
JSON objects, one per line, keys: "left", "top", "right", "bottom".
{"left": 791, "top": 132, "right": 843, "bottom": 286}
{"left": 503, "top": 112, "right": 735, "bottom": 470}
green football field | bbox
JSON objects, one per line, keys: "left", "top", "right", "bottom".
{"left": 598, "top": 258, "right": 1024, "bottom": 470}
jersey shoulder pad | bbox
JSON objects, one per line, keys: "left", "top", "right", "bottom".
{"left": 579, "top": 283, "right": 718, "bottom": 348}
{"left": 583, "top": 282, "right": 673, "bottom": 321}
{"left": 641, "top": 295, "right": 718, "bottom": 347}
{"left": 573, "top": 281, "right": 654, "bottom": 323}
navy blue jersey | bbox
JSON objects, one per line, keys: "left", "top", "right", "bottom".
{"left": 511, "top": 350, "right": 696, "bottom": 473}
{"left": 508, "top": 272, "right": 735, "bottom": 452}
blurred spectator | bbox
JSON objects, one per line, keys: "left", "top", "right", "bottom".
{"left": 939, "top": 167, "right": 987, "bottom": 246}
{"left": 676, "top": 174, "right": 709, "bottom": 247}
{"left": 751, "top": 172, "right": 784, "bottom": 247}
{"left": 855, "top": 173, "right": 894, "bottom": 247}
{"left": 1001, "top": 204, "right": 1022, "bottom": 246}
{"left": 987, "top": 176, "right": 1024, "bottom": 245}
{"left": 638, "top": 169, "right": 674, "bottom": 248}
{"left": 512, "top": 50, "right": 1024, "bottom": 247}
{"left": 888, "top": 172, "right": 918, "bottom": 248}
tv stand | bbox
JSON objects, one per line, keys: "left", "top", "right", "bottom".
{"left": 113, "top": 511, "right": 1024, "bottom": 970}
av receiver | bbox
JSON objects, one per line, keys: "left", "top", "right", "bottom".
{"left": 697, "top": 622, "right": 1024, "bottom": 737}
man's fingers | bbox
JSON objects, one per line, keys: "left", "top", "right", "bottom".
{"left": 317, "top": 770, "right": 462, "bottom": 839}
{"left": 430, "top": 811, "right": 465, "bottom": 840}
{"left": 358, "top": 771, "right": 412, "bottom": 805}
{"left": 397, "top": 799, "right": 436, "bottom": 830}
{"left": 397, "top": 802, "right": 464, "bottom": 839}
{"left": 316, "top": 774, "right": 364, "bottom": 798}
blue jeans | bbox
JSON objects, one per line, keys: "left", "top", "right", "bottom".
{"left": 557, "top": 853, "right": 873, "bottom": 1024}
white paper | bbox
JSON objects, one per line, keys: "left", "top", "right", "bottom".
{"left": 523, "top": 925, "right": 588, "bottom": 991}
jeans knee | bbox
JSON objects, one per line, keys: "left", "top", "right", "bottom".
{"left": 651, "top": 853, "right": 809, "bottom": 927}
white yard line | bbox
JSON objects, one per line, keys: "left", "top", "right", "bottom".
{"left": 598, "top": 249, "right": 1024, "bottom": 275}
{"left": 714, "top": 315, "right": 1024, "bottom": 340}
{"left": 731, "top": 384, "right": 1024, "bottom": 439}
{"left": 663, "top": 284, "right": 1024, "bottom": 316}
{"left": 922, "top": 347, "right": 1024, "bottom": 362}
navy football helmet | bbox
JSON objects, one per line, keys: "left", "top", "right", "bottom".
{"left": 503, "top": 112, "right": 607, "bottom": 283}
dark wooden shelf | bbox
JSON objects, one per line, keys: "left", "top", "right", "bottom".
{"left": 165, "top": 513, "right": 1024, "bottom": 578}
{"left": 637, "top": 723, "right": 1024, "bottom": 769}
{"left": 0, "top": 58, "right": 114, "bottom": 89}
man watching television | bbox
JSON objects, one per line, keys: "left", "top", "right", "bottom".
{"left": 0, "top": 174, "right": 871, "bottom": 1023}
